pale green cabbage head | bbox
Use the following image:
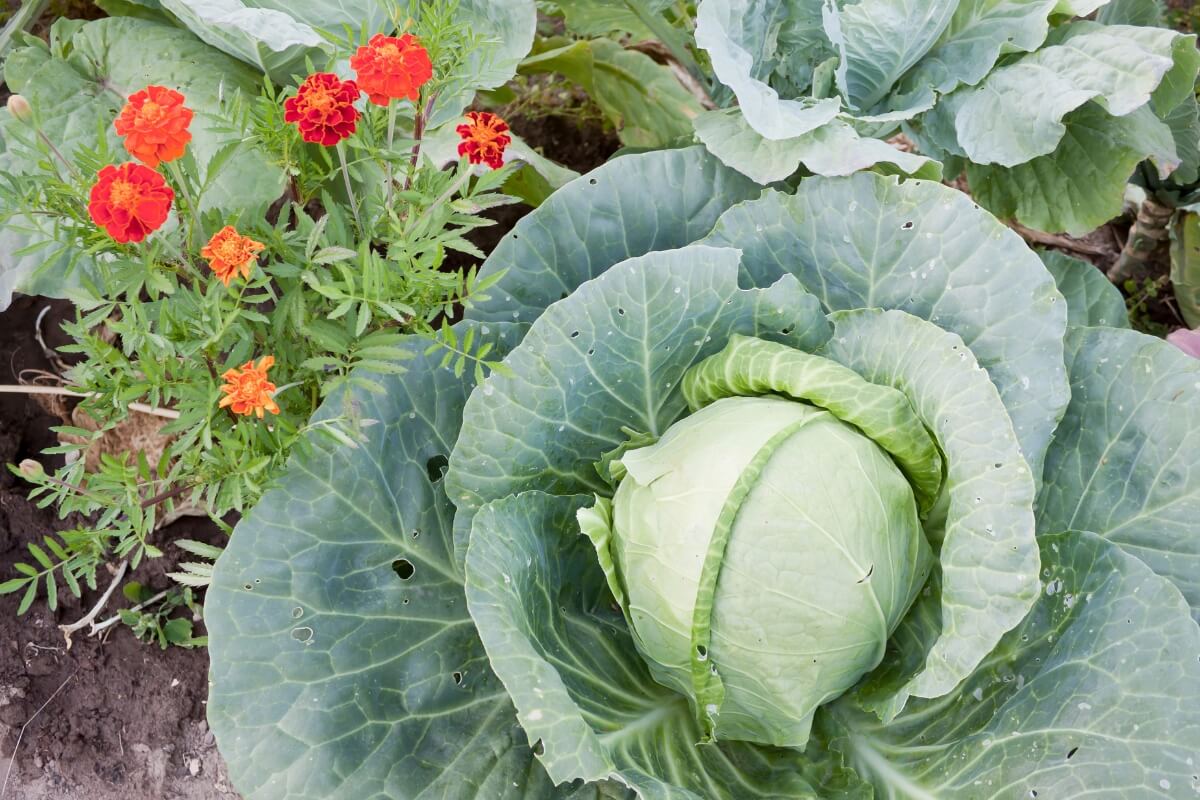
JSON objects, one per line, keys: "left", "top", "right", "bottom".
{"left": 606, "top": 395, "right": 931, "bottom": 747}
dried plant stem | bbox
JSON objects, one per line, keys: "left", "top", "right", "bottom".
{"left": 58, "top": 560, "right": 129, "bottom": 647}
{"left": 0, "top": 384, "right": 180, "bottom": 419}
{"left": 92, "top": 589, "right": 169, "bottom": 635}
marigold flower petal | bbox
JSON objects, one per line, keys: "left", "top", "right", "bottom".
{"left": 218, "top": 356, "right": 280, "bottom": 418}
{"left": 201, "top": 226, "right": 265, "bottom": 286}
{"left": 114, "top": 85, "right": 193, "bottom": 168}
{"left": 284, "top": 73, "right": 361, "bottom": 147}
{"left": 87, "top": 162, "right": 174, "bottom": 243}
{"left": 350, "top": 33, "right": 433, "bottom": 106}
{"left": 456, "top": 111, "right": 511, "bottom": 170}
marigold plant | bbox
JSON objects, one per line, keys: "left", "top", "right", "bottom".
{"left": 456, "top": 111, "right": 511, "bottom": 169}
{"left": 350, "top": 33, "right": 433, "bottom": 106}
{"left": 283, "top": 72, "right": 361, "bottom": 146}
{"left": 113, "top": 85, "right": 193, "bottom": 168}
{"left": 87, "top": 162, "right": 174, "bottom": 243}
{"left": 0, "top": 0, "right": 529, "bottom": 634}
{"left": 218, "top": 356, "right": 280, "bottom": 418}
{"left": 201, "top": 226, "right": 265, "bottom": 286}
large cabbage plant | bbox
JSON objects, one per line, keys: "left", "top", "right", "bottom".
{"left": 205, "top": 147, "right": 1200, "bottom": 798}
{"left": 692, "top": 0, "right": 1200, "bottom": 236}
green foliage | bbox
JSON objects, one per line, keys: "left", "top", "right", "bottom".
{"left": 0, "top": 2, "right": 530, "bottom": 619}
{"left": 693, "top": 0, "right": 1200, "bottom": 234}
{"left": 120, "top": 582, "right": 207, "bottom": 648}
{"left": 205, "top": 149, "right": 1200, "bottom": 798}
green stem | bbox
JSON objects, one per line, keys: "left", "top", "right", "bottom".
{"left": 165, "top": 160, "right": 201, "bottom": 251}
{"left": 384, "top": 99, "right": 398, "bottom": 212}
{"left": 337, "top": 140, "right": 364, "bottom": 235}
{"left": 408, "top": 167, "right": 472, "bottom": 236}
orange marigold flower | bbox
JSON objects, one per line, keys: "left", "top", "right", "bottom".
{"left": 87, "top": 162, "right": 174, "bottom": 244}
{"left": 284, "top": 73, "right": 361, "bottom": 147}
{"left": 350, "top": 33, "right": 433, "bottom": 106}
{"left": 201, "top": 226, "right": 265, "bottom": 286}
{"left": 113, "top": 85, "right": 193, "bottom": 168}
{"left": 456, "top": 111, "right": 511, "bottom": 169}
{"left": 219, "top": 356, "right": 280, "bottom": 418}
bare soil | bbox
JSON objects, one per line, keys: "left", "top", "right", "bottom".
{"left": 0, "top": 296, "right": 236, "bottom": 800}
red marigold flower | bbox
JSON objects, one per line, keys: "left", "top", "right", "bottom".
{"left": 350, "top": 33, "right": 433, "bottom": 106}
{"left": 219, "top": 356, "right": 280, "bottom": 418}
{"left": 283, "top": 73, "right": 361, "bottom": 147}
{"left": 87, "top": 162, "right": 174, "bottom": 244}
{"left": 113, "top": 85, "right": 193, "bottom": 168}
{"left": 201, "top": 226, "right": 265, "bottom": 286}
{"left": 456, "top": 111, "right": 511, "bottom": 169}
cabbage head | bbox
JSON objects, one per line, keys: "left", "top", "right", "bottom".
{"left": 593, "top": 387, "right": 933, "bottom": 748}
{"left": 205, "top": 147, "right": 1200, "bottom": 799}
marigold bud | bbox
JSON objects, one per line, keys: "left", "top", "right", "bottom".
{"left": 6, "top": 94, "right": 32, "bottom": 123}
{"left": 17, "top": 459, "right": 43, "bottom": 478}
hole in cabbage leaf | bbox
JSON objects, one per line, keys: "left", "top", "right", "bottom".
{"left": 1066, "top": 747, "right": 1079, "bottom": 760}
{"left": 901, "top": 221, "right": 914, "bottom": 230}
{"left": 696, "top": 645, "right": 707, "bottom": 661}
{"left": 587, "top": 347, "right": 595, "bottom": 356}
{"left": 857, "top": 564, "right": 875, "bottom": 584}
{"left": 533, "top": 740, "right": 545, "bottom": 755}
{"left": 453, "top": 671, "right": 463, "bottom": 685}
{"left": 392, "top": 559, "right": 415, "bottom": 580}
{"left": 588, "top": 178, "right": 597, "bottom": 185}
{"left": 426, "top": 455, "right": 449, "bottom": 482}
{"left": 570, "top": 331, "right": 580, "bottom": 338}
{"left": 617, "top": 307, "right": 625, "bottom": 316}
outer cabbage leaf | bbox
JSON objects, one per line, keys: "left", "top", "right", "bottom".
{"left": 967, "top": 103, "right": 1179, "bottom": 235}
{"left": 464, "top": 492, "right": 865, "bottom": 798}
{"left": 699, "top": 172, "right": 1069, "bottom": 483}
{"left": 693, "top": 108, "right": 939, "bottom": 185}
{"left": 204, "top": 325, "right": 579, "bottom": 800}
{"left": 694, "top": 0, "right": 842, "bottom": 140}
{"left": 0, "top": 210, "right": 97, "bottom": 312}
{"left": 950, "top": 22, "right": 1198, "bottom": 166}
{"left": 1097, "top": 0, "right": 1166, "bottom": 25}
{"left": 1038, "top": 326, "right": 1200, "bottom": 620}
{"left": 0, "top": 18, "right": 284, "bottom": 212}
{"left": 824, "top": 530, "right": 1200, "bottom": 799}
{"left": 897, "top": 0, "right": 1058, "bottom": 96}
{"left": 446, "top": 245, "right": 830, "bottom": 562}
{"left": 822, "top": 0, "right": 957, "bottom": 111}
{"left": 1038, "top": 250, "right": 1130, "bottom": 328}
{"left": 466, "top": 146, "right": 761, "bottom": 324}
{"left": 427, "top": 0, "right": 537, "bottom": 128}
{"left": 548, "top": 0, "right": 675, "bottom": 41}
{"left": 158, "top": 0, "right": 334, "bottom": 83}
{"left": 821, "top": 310, "right": 1039, "bottom": 719}
{"left": 519, "top": 39, "right": 702, "bottom": 148}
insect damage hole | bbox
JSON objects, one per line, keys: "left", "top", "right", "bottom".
{"left": 426, "top": 454, "right": 449, "bottom": 483}
{"left": 1066, "top": 747, "right": 1079, "bottom": 760}
{"left": 452, "top": 671, "right": 463, "bottom": 686}
{"left": 856, "top": 564, "right": 875, "bottom": 584}
{"left": 392, "top": 558, "right": 416, "bottom": 580}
